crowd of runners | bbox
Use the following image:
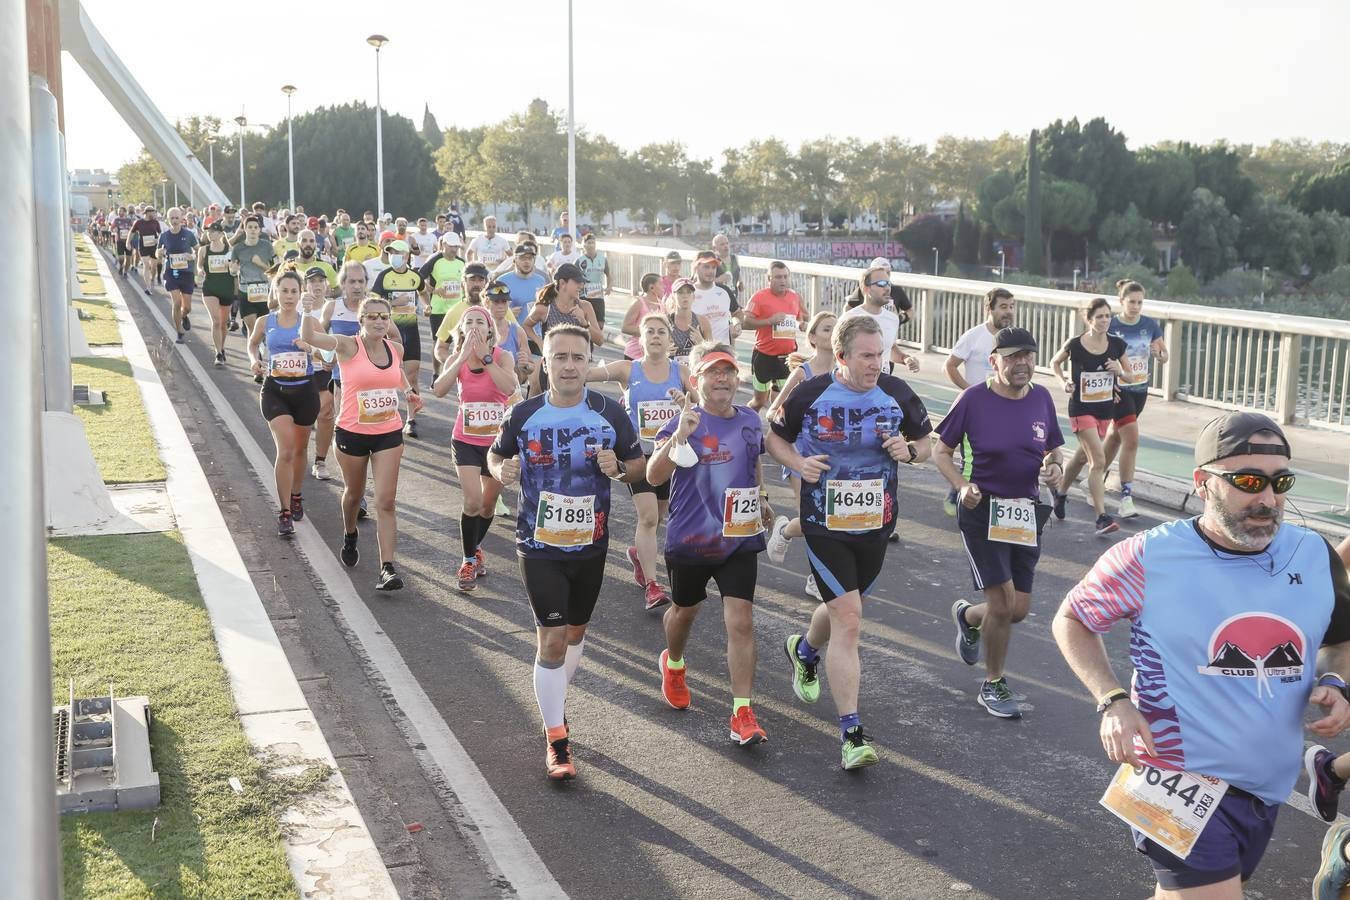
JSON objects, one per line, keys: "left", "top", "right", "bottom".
{"left": 89, "top": 198, "right": 1350, "bottom": 899}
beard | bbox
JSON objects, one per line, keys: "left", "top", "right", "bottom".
{"left": 1209, "top": 498, "right": 1282, "bottom": 550}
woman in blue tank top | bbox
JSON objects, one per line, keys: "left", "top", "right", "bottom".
{"left": 585, "top": 313, "right": 689, "bottom": 611}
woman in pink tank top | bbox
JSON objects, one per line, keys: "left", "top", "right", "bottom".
{"left": 620, "top": 274, "right": 666, "bottom": 360}
{"left": 302, "top": 296, "right": 423, "bottom": 592}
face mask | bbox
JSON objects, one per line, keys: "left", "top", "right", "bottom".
{"left": 389, "top": 254, "right": 406, "bottom": 268}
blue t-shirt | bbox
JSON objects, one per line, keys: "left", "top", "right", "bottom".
{"left": 490, "top": 390, "right": 642, "bottom": 560}
{"left": 771, "top": 372, "right": 932, "bottom": 540}
{"left": 497, "top": 270, "right": 548, "bottom": 321}
{"left": 159, "top": 228, "right": 198, "bottom": 277}
{"left": 935, "top": 383, "right": 1064, "bottom": 500}
{"left": 1066, "top": 520, "right": 1350, "bottom": 803}
{"left": 1109, "top": 314, "right": 1163, "bottom": 393}
{"left": 656, "top": 405, "right": 766, "bottom": 564}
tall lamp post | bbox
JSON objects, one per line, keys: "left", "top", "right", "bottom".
{"left": 366, "top": 35, "right": 389, "bottom": 217}
{"left": 566, "top": 1, "right": 576, "bottom": 240}
{"left": 186, "top": 153, "right": 195, "bottom": 209}
{"left": 998, "top": 247, "right": 1006, "bottom": 280}
{"left": 234, "top": 114, "right": 247, "bottom": 209}
{"left": 281, "top": 84, "right": 296, "bottom": 211}
{"left": 159, "top": 176, "right": 168, "bottom": 210}
{"left": 206, "top": 135, "right": 215, "bottom": 180}
{"left": 932, "top": 246, "right": 939, "bottom": 277}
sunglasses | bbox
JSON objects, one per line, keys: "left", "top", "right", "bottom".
{"left": 1201, "top": 468, "right": 1296, "bottom": 495}
{"left": 867, "top": 280, "right": 890, "bottom": 288}
{"left": 363, "top": 312, "right": 391, "bottom": 321}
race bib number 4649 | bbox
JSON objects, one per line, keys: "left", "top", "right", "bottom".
{"left": 824, "top": 478, "right": 884, "bottom": 531}
{"left": 1100, "top": 763, "right": 1228, "bottom": 861}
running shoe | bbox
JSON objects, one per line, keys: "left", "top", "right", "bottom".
{"left": 277, "top": 510, "right": 294, "bottom": 536}
{"left": 645, "top": 581, "right": 670, "bottom": 613}
{"left": 943, "top": 489, "right": 958, "bottom": 517}
{"left": 181, "top": 315, "right": 191, "bottom": 331}
{"left": 228, "top": 319, "right": 239, "bottom": 333}
{"left": 175, "top": 334, "right": 185, "bottom": 345}
{"left": 658, "top": 649, "right": 690, "bottom": 709}
{"left": 728, "top": 706, "right": 767, "bottom": 747}
{"left": 1052, "top": 491, "right": 1067, "bottom": 520}
{"left": 404, "top": 418, "right": 419, "bottom": 439}
{"left": 376, "top": 564, "right": 404, "bottom": 591}
{"left": 627, "top": 546, "right": 647, "bottom": 588}
{"left": 457, "top": 560, "right": 477, "bottom": 593}
{"left": 311, "top": 458, "right": 330, "bottom": 481}
{"left": 546, "top": 736, "right": 576, "bottom": 780}
{"left": 145, "top": 287, "right": 152, "bottom": 295}
{"left": 1118, "top": 494, "right": 1138, "bottom": 519}
{"left": 289, "top": 493, "right": 304, "bottom": 522}
{"left": 766, "top": 515, "right": 791, "bottom": 564}
{"left": 1094, "top": 514, "right": 1119, "bottom": 536}
{"left": 978, "top": 678, "right": 1022, "bottom": 719}
{"left": 951, "top": 599, "right": 981, "bottom": 666}
{"left": 888, "top": 531, "right": 900, "bottom": 543}
{"left": 213, "top": 352, "right": 224, "bottom": 367}
{"left": 783, "top": 634, "right": 820, "bottom": 704}
{"left": 1306, "top": 744, "right": 1345, "bottom": 823}
{"left": 840, "top": 727, "right": 878, "bottom": 770}
{"left": 357, "top": 497, "right": 369, "bottom": 520}
{"left": 340, "top": 531, "right": 359, "bottom": 567}
{"left": 474, "top": 547, "right": 488, "bottom": 578}
{"left": 1314, "top": 822, "right": 1350, "bottom": 899}
{"left": 805, "top": 574, "right": 821, "bottom": 601}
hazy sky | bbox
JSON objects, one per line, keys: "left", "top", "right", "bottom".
{"left": 62, "top": 0, "right": 1349, "bottom": 172}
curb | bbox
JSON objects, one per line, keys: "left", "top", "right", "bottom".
{"left": 84, "top": 241, "right": 400, "bottom": 899}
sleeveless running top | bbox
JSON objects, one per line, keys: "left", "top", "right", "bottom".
{"left": 263, "top": 312, "right": 313, "bottom": 386}
{"left": 625, "top": 358, "right": 686, "bottom": 451}
{"left": 496, "top": 320, "right": 525, "bottom": 358}
{"left": 337, "top": 338, "right": 404, "bottom": 434}
{"left": 453, "top": 348, "right": 514, "bottom": 447}
{"left": 624, "top": 296, "right": 662, "bottom": 360}
{"left": 668, "top": 312, "right": 702, "bottom": 363}
{"left": 543, "top": 301, "right": 584, "bottom": 338}
{"left": 201, "top": 242, "right": 235, "bottom": 298}
{"left": 329, "top": 300, "right": 362, "bottom": 384}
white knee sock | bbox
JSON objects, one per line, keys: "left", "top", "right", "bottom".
{"left": 563, "top": 639, "right": 586, "bottom": 685}
{"left": 533, "top": 659, "right": 567, "bottom": 730}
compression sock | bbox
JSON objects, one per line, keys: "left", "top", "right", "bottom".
{"left": 796, "top": 635, "right": 820, "bottom": 664}
{"left": 839, "top": 713, "right": 860, "bottom": 741}
{"left": 564, "top": 639, "right": 586, "bottom": 684}
{"left": 533, "top": 658, "right": 567, "bottom": 731}
{"left": 460, "top": 514, "right": 478, "bottom": 558}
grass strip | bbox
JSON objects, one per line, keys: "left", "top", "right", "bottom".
{"left": 71, "top": 358, "right": 166, "bottom": 484}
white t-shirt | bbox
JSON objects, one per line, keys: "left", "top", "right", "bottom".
{"left": 691, "top": 283, "right": 736, "bottom": 343}
{"left": 468, "top": 234, "right": 512, "bottom": 267}
{"left": 546, "top": 248, "right": 582, "bottom": 273}
{"left": 410, "top": 231, "right": 438, "bottom": 265}
{"left": 838, "top": 303, "right": 900, "bottom": 357}
{"left": 363, "top": 259, "right": 389, "bottom": 285}
{"left": 950, "top": 323, "right": 997, "bottom": 387}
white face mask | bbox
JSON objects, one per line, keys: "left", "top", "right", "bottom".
{"left": 389, "top": 254, "right": 406, "bottom": 268}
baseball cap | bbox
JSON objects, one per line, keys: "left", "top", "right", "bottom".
{"left": 307, "top": 216, "right": 319, "bottom": 228}
{"left": 464, "top": 262, "right": 490, "bottom": 278}
{"left": 665, "top": 250, "right": 682, "bottom": 262}
{"left": 869, "top": 256, "right": 892, "bottom": 270}
{"left": 378, "top": 230, "right": 397, "bottom": 244}
{"left": 694, "top": 250, "right": 720, "bottom": 266}
{"left": 992, "top": 327, "right": 1038, "bottom": 356}
{"left": 441, "top": 232, "right": 463, "bottom": 247}
{"left": 484, "top": 281, "right": 512, "bottom": 301}
{"left": 553, "top": 262, "right": 584, "bottom": 282}
{"left": 692, "top": 350, "right": 739, "bottom": 376}
{"left": 223, "top": 205, "right": 237, "bottom": 214}
{"left": 387, "top": 239, "right": 410, "bottom": 253}
{"left": 671, "top": 277, "right": 696, "bottom": 293}
{"left": 514, "top": 242, "right": 538, "bottom": 256}
{"left": 1194, "top": 412, "right": 1291, "bottom": 467}
{"left": 305, "top": 265, "right": 328, "bottom": 281}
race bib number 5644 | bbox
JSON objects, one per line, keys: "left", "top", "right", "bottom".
{"left": 1100, "top": 763, "right": 1228, "bottom": 861}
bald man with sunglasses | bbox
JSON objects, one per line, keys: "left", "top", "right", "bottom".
{"left": 1052, "top": 411, "right": 1350, "bottom": 899}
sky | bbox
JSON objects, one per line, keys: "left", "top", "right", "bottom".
{"left": 62, "top": 0, "right": 1350, "bottom": 173}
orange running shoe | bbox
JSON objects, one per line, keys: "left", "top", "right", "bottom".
{"left": 546, "top": 731, "right": 576, "bottom": 780}
{"left": 659, "top": 649, "right": 690, "bottom": 709}
{"left": 457, "top": 560, "right": 477, "bottom": 592}
{"left": 474, "top": 547, "right": 488, "bottom": 578}
{"left": 728, "top": 705, "right": 768, "bottom": 746}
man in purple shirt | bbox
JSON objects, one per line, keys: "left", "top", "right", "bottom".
{"left": 933, "top": 327, "right": 1066, "bottom": 718}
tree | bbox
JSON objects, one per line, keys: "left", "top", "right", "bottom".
{"left": 1308, "top": 210, "right": 1350, "bottom": 274}
{"left": 718, "top": 147, "right": 755, "bottom": 228}
{"left": 435, "top": 126, "right": 486, "bottom": 210}
{"left": 1037, "top": 117, "right": 1135, "bottom": 225}
{"left": 1240, "top": 139, "right": 1350, "bottom": 198}
{"left": 928, "top": 133, "right": 1024, "bottom": 204}
{"left": 1023, "top": 130, "right": 1043, "bottom": 275}
{"left": 976, "top": 170, "right": 1016, "bottom": 232}
{"left": 1176, "top": 188, "right": 1240, "bottom": 279}
{"left": 794, "top": 138, "right": 840, "bottom": 235}
{"left": 740, "top": 138, "right": 796, "bottom": 227}
{"left": 631, "top": 142, "right": 687, "bottom": 229}
{"left": 684, "top": 157, "right": 720, "bottom": 232}
{"left": 896, "top": 215, "right": 952, "bottom": 274}
{"left": 1164, "top": 263, "right": 1199, "bottom": 299}
{"left": 950, "top": 202, "right": 980, "bottom": 265}
{"left": 115, "top": 150, "right": 167, "bottom": 204}
{"left": 421, "top": 104, "right": 442, "bottom": 147}
{"left": 1132, "top": 148, "right": 1195, "bottom": 227}
{"left": 1097, "top": 202, "right": 1155, "bottom": 261}
{"left": 1237, "top": 196, "right": 1313, "bottom": 274}
{"left": 1180, "top": 141, "right": 1256, "bottom": 214}
{"left": 475, "top": 100, "right": 565, "bottom": 224}
{"left": 1292, "top": 159, "right": 1350, "bottom": 216}
{"left": 577, "top": 134, "right": 634, "bottom": 231}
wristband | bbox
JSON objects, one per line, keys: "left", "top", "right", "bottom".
{"left": 1096, "top": 688, "right": 1130, "bottom": 714}
{"left": 1317, "top": 674, "right": 1350, "bottom": 702}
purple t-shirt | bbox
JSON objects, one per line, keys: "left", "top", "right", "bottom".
{"left": 656, "top": 405, "right": 767, "bottom": 564}
{"left": 935, "top": 382, "right": 1064, "bottom": 500}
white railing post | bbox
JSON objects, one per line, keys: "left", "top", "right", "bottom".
{"left": 918, "top": 289, "right": 935, "bottom": 352}
{"left": 1161, "top": 319, "right": 1182, "bottom": 402}
{"left": 1274, "top": 333, "right": 1302, "bottom": 424}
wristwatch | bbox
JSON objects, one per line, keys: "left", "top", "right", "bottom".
{"left": 1317, "top": 673, "right": 1350, "bottom": 702}
{"left": 1096, "top": 688, "right": 1130, "bottom": 714}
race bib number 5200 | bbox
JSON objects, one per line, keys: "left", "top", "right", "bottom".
{"left": 824, "top": 478, "right": 884, "bottom": 531}
{"left": 1100, "top": 763, "right": 1228, "bottom": 861}
{"left": 637, "top": 400, "right": 679, "bottom": 441}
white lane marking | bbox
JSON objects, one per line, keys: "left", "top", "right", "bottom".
{"left": 129, "top": 280, "right": 567, "bottom": 898}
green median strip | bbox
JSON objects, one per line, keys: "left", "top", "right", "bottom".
{"left": 71, "top": 358, "right": 166, "bottom": 484}
{"left": 52, "top": 533, "right": 313, "bottom": 899}
{"left": 74, "top": 297, "right": 122, "bottom": 346}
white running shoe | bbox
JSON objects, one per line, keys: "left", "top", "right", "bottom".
{"left": 805, "top": 574, "right": 821, "bottom": 601}
{"left": 311, "top": 458, "right": 331, "bottom": 481}
{"left": 766, "top": 516, "right": 791, "bottom": 564}
{"left": 1118, "top": 494, "right": 1138, "bottom": 519}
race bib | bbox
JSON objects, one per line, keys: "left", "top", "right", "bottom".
{"left": 1126, "top": 355, "right": 1150, "bottom": 384}
{"left": 269, "top": 351, "right": 308, "bottom": 378}
{"left": 356, "top": 388, "right": 399, "bottom": 425}
{"left": 535, "top": 491, "right": 595, "bottom": 548}
{"left": 207, "top": 254, "right": 231, "bottom": 273}
{"left": 773, "top": 315, "right": 799, "bottom": 340}
{"left": 438, "top": 281, "right": 463, "bottom": 300}
{"left": 1080, "top": 370, "right": 1115, "bottom": 404}
{"left": 988, "top": 496, "right": 1037, "bottom": 546}
{"left": 722, "top": 487, "right": 763, "bottom": 538}
{"left": 636, "top": 399, "right": 679, "bottom": 441}
{"left": 391, "top": 290, "right": 417, "bottom": 307}
{"left": 461, "top": 401, "right": 505, "bottom": 438}
{"left": 245, "top": 282, "right": 269, "bottom": 301}
{"left": 1100, "top": 763, "right": 1228, "bottom": 861}
{"left": 341, "top": 237, "right": 355, "bottom": 250}
{"left": 583, "top": 281, "right": 604, "bottom": 299}
{"left": 141, "top": 233, "right": 157, "bottom": 248}
{"left": 824, "top": 478, "right": 884, "bottom": 531}
{"left": 169, "top": 252, "right": 191, "bottom": 270}
{"left": 118, "top": 227, "right": 130, "bottom": 239}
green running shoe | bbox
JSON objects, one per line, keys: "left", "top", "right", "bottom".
{"left": 841, "top": 727, "right": 878, "bottom": 770}
{"left": 783, "top": 634, "right": 820, "bottom": 704}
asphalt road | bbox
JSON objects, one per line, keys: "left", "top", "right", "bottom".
{"left": 116, "top": 267, "right": 1344, "bottom": 900}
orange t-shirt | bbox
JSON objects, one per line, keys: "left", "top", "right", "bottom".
{"left": 747, "top": 288, "right": 804, "bottom": 356}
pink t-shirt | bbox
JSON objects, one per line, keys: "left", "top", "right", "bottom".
{"left": 453, "top": 348, "right": 513, "bottom": 446}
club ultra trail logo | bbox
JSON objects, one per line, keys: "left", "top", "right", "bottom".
{"left": 1196, "top": 612, "right": 1306, "bottom": 699}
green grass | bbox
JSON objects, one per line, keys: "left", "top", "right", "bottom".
{"left": 71, "top": 358, "right": 166, "bottom": 484}
{"left": 51, "top": 533, "right": 312, "bottom": 899}
{"left": 74, "top": 297, "right": 122, "bottom": 346}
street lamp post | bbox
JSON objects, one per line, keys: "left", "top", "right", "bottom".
{"left": 366, "top": 35, "right": 389, "bottom": 218}
{"left": 1073, "top": 268, "right": 1081, "bottom": 291}
{"left": 206, "top": 136, "right": 215, "bottom": 180}
{"left": 159, "top": 177, "right": 167, "bottom": 210}
{"left": 281, "top": 84, "right": 296, "bottom": 211}
{"left": 234, "top": 114, "right": 247, "bottom": 209}
{"left": 932, "top": 246, "right": 939, "bottom": 276}
{"left": 998, "top": 248, "right": 1006, "bottom": 280}
{"left": 186, "top": 153, "right": 195, "bottom": 209}
{"left": 566, "top": 0, "right": 576, "bottom": 241}
{"left": 1260, "top": 266, "right": 1270, "bottom": 305}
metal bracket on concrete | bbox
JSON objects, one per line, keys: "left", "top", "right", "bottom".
{"left": 54, "top": 681, "right": 159, "bottom": 815}
{"left": 72, "top": 384, "right": 103, "bottom": 406}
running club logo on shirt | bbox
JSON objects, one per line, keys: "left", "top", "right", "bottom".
{"left": 696, "top": 432, "right": 733, "bottom": 465}
{"left": 811, "top": 404, "right": 895, "bottom": 445}
{"left": 1195, "top": 612, "right": 1307, "bottom": 698}
{"left": 1032, "top": 421, "right": 1047, "bottom": 442}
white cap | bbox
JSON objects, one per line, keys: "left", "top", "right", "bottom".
{"left": 441, "top": 232, "right": 463, "bottom": 247}
{"left": 869, "top": 256, "right": 891, "bottom": 270}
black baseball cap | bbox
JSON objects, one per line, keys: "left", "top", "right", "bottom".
{"left": 223, "top": 205, "right": 237, "bottom": 214}
{"left": 554, "top": 262, "right": 584, "bottom": 282}
{"left": 464, "top": 262, "right": 490, "bottom": 279}
{"left": 514, "top": 242, "right": 538, "bottom": 256}
{"left": 305, "top": 265, "right": 328, "bottom": 281}
{"left": 992, "top": 327, "right": 1037, "bottom": 356}
{"left": 1194, "top": 412, "right": 1291, "bottom": 467}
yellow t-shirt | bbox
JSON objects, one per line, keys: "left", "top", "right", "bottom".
{"left": 345, "top": 242, "right": 380, "bottom": 264}
{"left": 272, "top": 238, "right": 299, "bottom": 258}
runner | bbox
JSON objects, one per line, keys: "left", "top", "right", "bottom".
{"left": 483, "top": 280, "right": 535, "bottom": 387}
{"left": 521, "top": 264, "right": 604, "bottom": 346}
{"left": 332, "top": 211, "right": 356, "bottom": 263}
{"left": 156, "top": 207, "right": 199, "bottom": 343}
{"left": 711, "top": 233, "right": 742, "bottom": 305}
{"left": 667, "top": 277, "right": 711, "bottom": 366}
{"left": 1308, "top": 535, "right": 1350, "bottom": 897}
{"left": 230, "top": 215, "right": 279, "bottom": 341}
{"left": 576, "top": 233, "right": 609, "bottom": 330}
{"left": 370, "top": 239, "right": 426, "bottom": 438}
{"left": 741, "top": 260, "right": 806, "bottom": 412}
{"left": 1053, "top": 412, "right": 1350, "bottom": 899}
{"left": 647, "top": 341, "right": 773, "bottom": 746}
{"left": 432, "top": 305, "right": 517, "bottom": 592}
{"left": 935, "top": 327, "right": 1064, "bottom": 717}
{"left": 585, "top": 314, "right": 689, "bottom": 611}
{"left": 545, "top": 231, "right": 581, "bottom": 277}
{"left": 113, "top": 206, "right": 134, "bottom": 277}
{"left": 410, "top": 217, "right": 438, "bottom": 268}
{"left": 197, "top": 220, "right": 236, "bottom": 365}
{"left": 272, "top": 214, "right": 302, "bottom": 259}
{"left": 293, "top": 229, "right": 337, "bottom": 293}
{"left": 838, "top": 261, "right": 921, "bottom": 375}
{"left": 445, "top": 204, "right": 467, "bottom": 243}
{"left": 130, "top": 207, "right": 162, "bottom": 292}
{"left": 302, "top": 294, "right": 422, "bottom": 591}
{"left": 621, "top": 274, "right": 667, "bottom": 361}
{"left": 767, "top": 314, "right": 933, "bottom": 769}
{"left": 690, "top": 250, "right": 739, "bottom": 344}
{"left": 466, "top": 215, "right": 511, "bottom": 269}
{"left": 499, "top": 242, "right": 548, "bottom": 322}
{"left": 301, "top": 267, "right": 337, "bottom": 481}
{"left": 344, "top": 221, "right": 381, "bottom": 266}
{"left": 659, "top": 250, "right": 684, "bottom": 296}
{"left": 418, "top": 232, "right": 466, "bottom": 377}
{"left": 431, "top": 262, "right": 493, "bottom": 366}
{"left": 941, "top": 287, "right": 1017, "bottom": 515}
{"left": 1106, "top": 279, "right": 1167, "bottom": 520}
{"left": 487, "top": 323, "right": 645, "bottom": 780}
{"left": 551, "top": 211, "right": 572, "bottom": 243}
{"left": 315, "top": 261, "right": 371, "bottom": 487}
{"left": 1049, "top": 297, "right": 1134, "bottom": 536}
{"left": 248, "top": 271, "right": 320, "bottom": 536}
{"left": 844, "top": 256, "right": 914, "bottom": 325}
